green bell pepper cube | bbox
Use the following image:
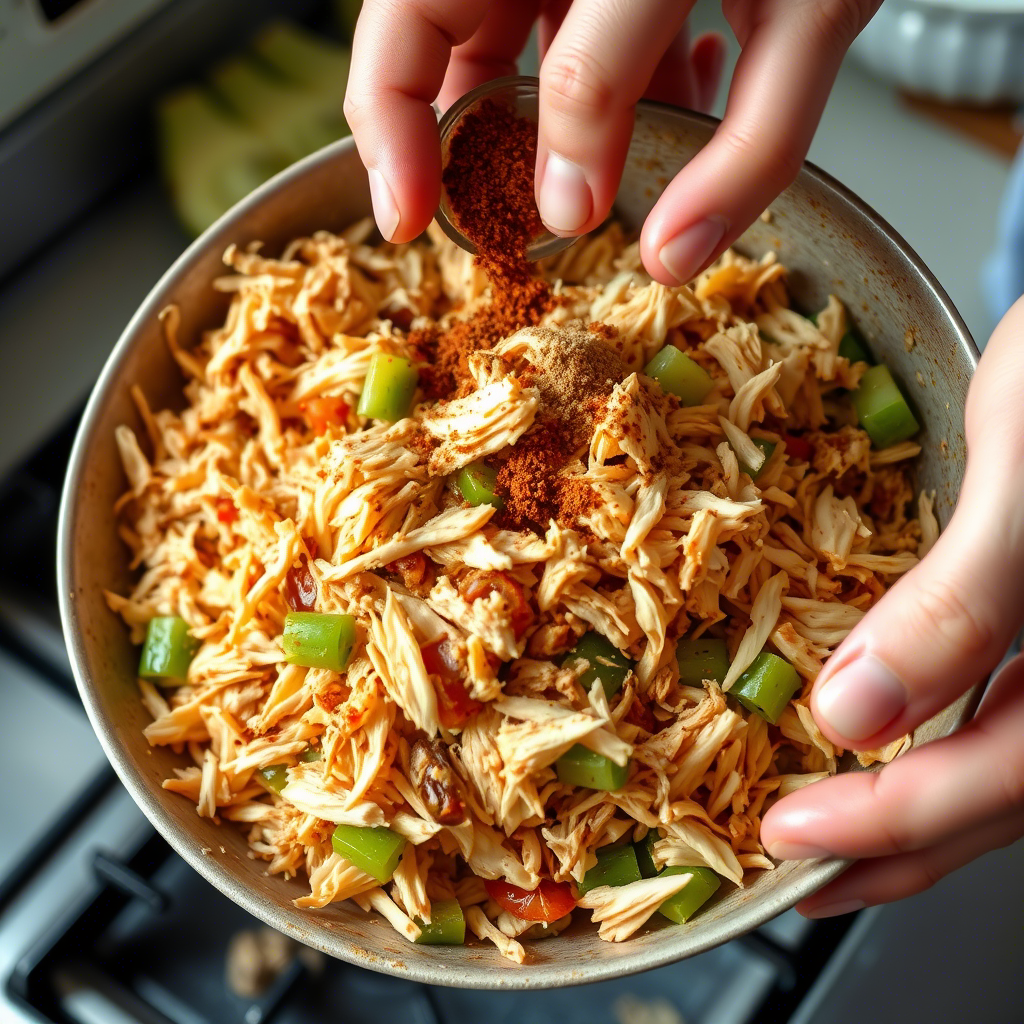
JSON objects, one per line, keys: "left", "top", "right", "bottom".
{"left": 578, "top": 843, "right": 643, "bottom": 896}
{"left": 839, "top": 331, "right": 872, "bottom": 365}
{"left": 657, "top": 866, "right": 721, "bottom": 924}
{"left": 852, "top": 364, "right": 920, "bottom": 448}
{"left": 634, "top": 831, "right": 660, "bottom": 878}
{"left": 413, "top": 898, "right": 466, "bottom": 944}
{"left": 456, "top": 462, "right": 504, "bottom": 509}
{"left": 139, "top": 616, "right": 199, "bottom": 685}
{"left": 357, "top": 353, "right": 419, "bottom": 421}
{"left": 282, "top": 612, "right": 356, "bottom": 672}
{"left": 562, "top": 631, "right": 633, "bottom": 700}
{"left": 740, "top": 438, "right": 777, "bottom": 479}
{"left": 643, "top": 346, "right": 714, "bottom": 406}
{"left": 556, "top": 745, "right": 629, "bottom": 791}
{"left": 676, "top": 637, "right": 730, "bottom": 688}
{"left": 731, "top": 651, "right": 801, "bottom": 724}
{"left": 331, "top": 824, "right": 406, "bottom": 883}
{"left": 257, "top": 764, "right": 289, "bottom": 794}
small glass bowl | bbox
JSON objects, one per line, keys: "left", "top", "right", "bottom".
{"left": 435, "top": 75, "right": 576, "bottom": 262}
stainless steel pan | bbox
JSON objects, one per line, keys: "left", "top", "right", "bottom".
{"left": 58, "top": 103, "right": 980, "bottom": 989}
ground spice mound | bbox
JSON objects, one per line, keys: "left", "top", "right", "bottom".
{"left": 442, "top": 98, "right": 544, "bottom": 272}
{"left": 418, "top": 98, "right": 610, "bottom": 528}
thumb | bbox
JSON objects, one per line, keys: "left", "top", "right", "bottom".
{"left": 811, "top": 299, "right": 1024, "bottom": 750}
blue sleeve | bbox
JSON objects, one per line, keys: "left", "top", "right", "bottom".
{"left": 982, "top": 139, "right": 1024, "bottom": 325}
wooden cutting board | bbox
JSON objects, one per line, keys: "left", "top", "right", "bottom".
{"left": 901, "top": 93, "right": 1022, "bottom": 158}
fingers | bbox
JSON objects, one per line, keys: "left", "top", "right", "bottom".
{"left": 796, "top": 810, "right": 1024, "bottom": 917}
{"left": 808, "top": 296, "right": 1024, "bottom": 750}
{"left": 761, "top": 653, "right": 1024, "bottom": 862}
{"left": 535, "top": 0, "right": 697, "bottom": 236}
{"left": 639, "top": 0, "right": 877, "bottom": 284}
{"left": 345, "top": 0, "right": 492, "bottom": 242}
{"left": 438, "top": 1, "right": 542, "bottom": 111}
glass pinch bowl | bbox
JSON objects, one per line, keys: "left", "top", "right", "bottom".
{"left": 436, "top": 75, "right": 575, "bottom": 262}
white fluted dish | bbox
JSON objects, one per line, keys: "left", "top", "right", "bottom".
{"left": 851, "top": 0, "right": 1024, "bottom": 104}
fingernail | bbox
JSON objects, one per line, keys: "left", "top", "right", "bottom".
{"left": 367, "top": 168, "right": 400, "bottom": 242}
{"left": 767, "top": 842, "right": 832, "bottom": 861}
{"left": 657, "top": 216, "right": 727, "bottom": 283}
{"left": 804, "top": 899, "right": 866, "bottom": 920}
{"left": 816, "top": 655, "right": 908, "bottom": 742}
{"left": 537, "top": 152, "right": 592, "bottom": 235}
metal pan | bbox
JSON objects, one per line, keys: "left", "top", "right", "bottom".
{"left": 58, "top": 102, "right": 980, "bottom": 989}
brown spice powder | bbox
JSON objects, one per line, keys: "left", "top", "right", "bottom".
{"left": 442, "top": 98, "right": 544, "bottom": 271}
{"left": 417, "top": 98, "right": 614, "bottom": 528}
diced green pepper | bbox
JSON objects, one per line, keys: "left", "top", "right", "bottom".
{"left": 676, "top": 637, "right": 730, "bottom": 688}
{"left": 357, "top": 353, "right": 419, "bottom": 421}
{"left": 657, "top": 866, "right": 721, "bottom": 924}
{"left": 282, "top": 612, "right": 356, "bottom": 672}
{"left": 562, "top": 632, "right": 633, "bottom": 700}
{"left": 731, "top": 651, "right": 801, "bottom": 724}
{"left": 852, "top": 364, "right": 920, "bottom": 448}
{"left": 643, "top": 346, "right": 714, "bottom": 406}
{"left": 634, "top": 831, "right": 659, "bottom": 878}
{"left": 258, "top": 764, "right": 289, "bottom": 794}
{"left": 555, "top": 745, "right": 629, "bottom": 791}
{"left": 578, "top": 843, "right": 642, "bottom": 896}
{"left": 839, "top": 331, "right": 872, "bottom": 365}
{"left": 456, "top": 462, "right": 504, "bottom": 509}
{"left": 299, "top": 746, "right": 323, "bottom": 763}
{"left": 740, "top": 438, "right": 777, "bottom": 479}
{"left": 331, "top": 824, "right": 406, "bottom": 883}
{"left": 138, "top": 616, "right": 199, "bottom": 686}
{"left": 413, "top": 898, "right": 466, "bottom": 945}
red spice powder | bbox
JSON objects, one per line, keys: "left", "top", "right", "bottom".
{"left": 412, "top": 98, "right": 608, "bottom": 528}
{"left": 442, "top": 98, "right": 544, "bottom": 271}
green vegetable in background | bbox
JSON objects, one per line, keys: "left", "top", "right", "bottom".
{"left": 157, "top": 87, "right": 287, "bottom": 237}
{"left": 210, "top": 55, "right": 348, "bottom": 164}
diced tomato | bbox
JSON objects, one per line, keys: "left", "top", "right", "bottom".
{"left": 215, "top": 498, "right": 238, "bottom": 524}
{"left": 302, "top": 396, "right": 350, "bottom": 436}
{"left": 484, "top": 879, "right": 576, "bottom": 923}
{"left": 285, "top": 556, "right": 317, "bottom": 612}
{"left": 782, "top": 433, "right": 813, "bottom": 462}
{"left": 458, "top": 570, "right": 533, "bottom": 639}
{"left": 437, "top": 675, "right": 483, "bottom": 729}
{"left": 387, "top": 551, "right": 428, "bottom": 588}
{"left": 420, "top": 638, "right": 483, "bottom": 729}
{"left": 420, "top": 637, "right": 460, "bottom": 677}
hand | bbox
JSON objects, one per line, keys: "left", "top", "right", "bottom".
{"left": 344, "top": 0, "right": 880, "bottom": 283}
{"left": 761, "top": 296, "right": 1024, "bottom": 917}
